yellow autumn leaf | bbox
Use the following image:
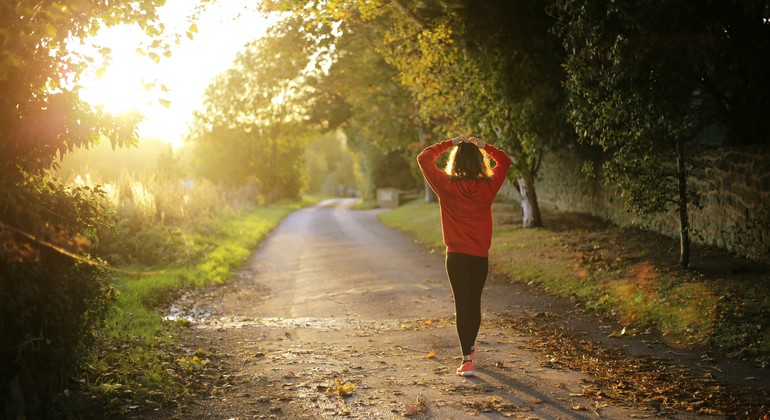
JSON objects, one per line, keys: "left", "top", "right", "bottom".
{"left": 340, "top": 382, "right": 355, "bottom": 397}
{"left": 608, "top": 326, "right": 628, "bottom": 338}
{"left": 423, "top": 350, "right": 436, "bottom": 359}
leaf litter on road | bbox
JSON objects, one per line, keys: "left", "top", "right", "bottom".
{"left": 488, "top": 314, "right": 770, "bottom": 418}
{"left": 403, "top": 393, "right": 428, "bottom": 417}
{"left": 326, "top": 378, "right": 356, "bottom": 398}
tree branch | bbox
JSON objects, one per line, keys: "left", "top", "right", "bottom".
{"left": 0, "top": 221, "right": 164, "bottom": 276}
{"left": 390, "top": 0, "right": 427, "bottom": 30}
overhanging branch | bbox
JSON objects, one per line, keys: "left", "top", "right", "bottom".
{"left": 391, "top": 0, "right": 427, "bottom": 30}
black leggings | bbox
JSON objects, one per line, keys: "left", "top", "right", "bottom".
{"left": 445, "top": 252, "right": 488, "bottom": 356}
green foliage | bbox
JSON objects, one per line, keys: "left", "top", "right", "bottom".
{"left": 343, "top": 125, "right": 421, "bottom": 202}
{"left": 303, "top": 132, "right": 357, "bottom": 196}
{"left": 0, "top": 258, "right": 115, "bottom": 417}
{"left": 69, "top": 170, "right": 232, "bottom": 267}
{"left": 323, "top": 21, "right": 420, "bottom": 151}
{"left": 188, "top": 17, "right": 316, "bottom": 202}
{"left": 325, "top": 22, "right": 423, "bottom": 200}
{"left": 556, "top": 0, "right": 694, "bottom": 213}
{"left": 0, "top": 1, "right": 175, "bottom": 414}
{"left": 103, "top": 221, "right": 197, "bottom": 267}
{"left": 191, "top": 125, "right": 307, "bottom": 203}
{"left": 375, "top": 0, "right": 570, "bottom": 176}
{"left": 189, "top": 5, "right": 426, "bottom": 203}
{"left": 554, "top": 0, "right": 770, "bottom": 265}
{"left": 0, "top": 0, "right": 170, "bottom": 179}
{"left": 260, "top": 0, "right": 571, "bottom": 223}
{"left": 556, "top": 0, "right": 770, "bottom": 214}
{"left": 0, "top": 176, "right": 116, "bottom": 418}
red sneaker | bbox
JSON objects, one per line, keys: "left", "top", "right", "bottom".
{"left": 456, "top": 361, "right": 475, "bottom": 377}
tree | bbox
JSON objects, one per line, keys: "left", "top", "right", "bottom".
{"left": 457, "top": 0, "right": 571, "bottom": 226}
{"left": 0, "top": 0, "right": 172, "bottom": 415}
{"left": 234, "top": 1, "right": 425, "bottom": 203}
{"left": 356, "top": 0, "right": 571, "bottom": 227}
{"left": 188, "top": 18, "right": 315, "bottom": 202}
{"left": 555, "top": 0, "right": 770, "bottom": 267}
{"left": 0, "top": 0, "right": 176, "bottom": 179}
{"left": 319, "top": 19, "right": 424, "bottom": 201}
{"left": 303, "top": 132, "right": 357, "bottom": 196}
{"left": 259, "top": 0, "right": 572, "bottom": 225}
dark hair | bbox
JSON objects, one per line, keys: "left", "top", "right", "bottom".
{"left": 445, "top": 142, "right": 493, "bottom": 182}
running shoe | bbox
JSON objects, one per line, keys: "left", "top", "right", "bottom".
{"left": 456, "top": 361, "right": 475, "bottom": 377}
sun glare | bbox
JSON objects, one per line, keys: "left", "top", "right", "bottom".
{"left": 73, "top": 0, "right": 273, "bottom": 148}
{"left": 77, "top": 25, "right": 155, "bottom": 115}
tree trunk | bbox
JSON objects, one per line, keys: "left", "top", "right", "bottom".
{"left": 518, "top": 175, "right": 543, "bottom": 228}
{"left": 417, "top": 123, "right": 436, "bottom": 203}
{"left": 491, "top": 125, "right": 543, "bottom": 228}
{"left": 676, "top": 138, "right": 690, "bottom": 268}
{"left": 424, "top": 179, "right": 437, "bottom": 202}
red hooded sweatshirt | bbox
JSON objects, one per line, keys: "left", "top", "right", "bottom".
{"left": 417, "top": 140, "right": 512, "bottom": 257}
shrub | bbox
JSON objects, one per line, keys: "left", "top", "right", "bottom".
{"left": 0, "top": 176, "right": 115, "bottom": 418}
{"left": 82, "top": 173, "right": 232, "bottom": 267}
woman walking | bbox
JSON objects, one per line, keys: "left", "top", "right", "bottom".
{"left": 417, "top": 135, "right": 512, "bottom": 376}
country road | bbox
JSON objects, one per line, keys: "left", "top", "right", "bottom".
{"left": 151, "top": 199, "right": 760, "bottom": 419}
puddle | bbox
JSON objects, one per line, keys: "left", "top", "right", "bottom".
{"left": 194, "top": 315, "right": 398, "bottom": 331}
{"left": 164, "top": 289, "right": 399, "bottom": 332}
{"left": 165, "top": 289, "right": 214, "bottom": 323}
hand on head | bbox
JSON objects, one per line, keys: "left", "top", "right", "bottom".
{"left": 451, "top": 135, "right": 485, "bottom": 148}
{"left": 468, "top": 136, "right": 485, "bottom": 149}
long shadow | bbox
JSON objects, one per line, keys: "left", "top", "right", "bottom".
{"left": 457, "top": 369, "right": 595, "bottom": 419}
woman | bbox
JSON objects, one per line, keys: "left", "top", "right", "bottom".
{"left": 417, "top": 135, "right": 512, "bottom": 377}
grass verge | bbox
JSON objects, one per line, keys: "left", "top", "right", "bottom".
{"left": 379, "top": 199, "right": 770, "bottom": 368}
{"left": 77, "top": 201, "right": 310, "bottom": 416}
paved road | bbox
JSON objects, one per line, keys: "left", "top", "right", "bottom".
{"left": 161, "top": 199, "right": 714, "bottom": 419}
{"left": 222, "top": 198, "right": 453, "bottom": 321}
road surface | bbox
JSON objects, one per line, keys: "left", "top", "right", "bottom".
{"left": 156, "top": 199, "right": 744, "bottom": 419}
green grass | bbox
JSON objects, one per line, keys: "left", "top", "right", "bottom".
{"left": 378, "top": 199, "right": 444, "bottom": 248}
{"left": 108, "top": 206, "right": 292, "bottom": 340}
{"left": 82, "top": 203, "right": 300, "bottom": 412}
{"left": 379, "top": 199, "right": 770, "bottom": 365}
{"left": 351, "top": 199, "right": 380, "bottom": 210}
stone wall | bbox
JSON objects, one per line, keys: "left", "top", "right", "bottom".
{"left": 521, "top": 144, "right": 770, "bottom": 264}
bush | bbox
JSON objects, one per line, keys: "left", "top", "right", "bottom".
{"left": 84, "top": 173, "right": 232, "bottom": 267}
{"left": 0, "top": 177, "right": 115, "bottom": 418}
{"left": 0, "top": 257, "right": 114, "bottom": 418}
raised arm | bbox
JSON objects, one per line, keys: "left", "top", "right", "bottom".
{"left": 417, "top": 139, "right": 454, "bottom": 195}
{"left": 480, "top": 142, "right": 512, "bottom": 194}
